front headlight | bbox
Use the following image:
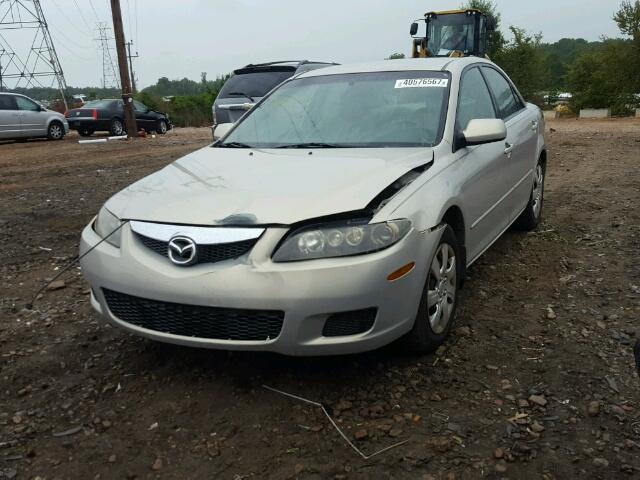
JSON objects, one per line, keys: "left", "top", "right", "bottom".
{"left": 94, "top": 206, "right": 122, "bottom": 248}
{"left": 273, "top": 219, "right": 411, "bottom": 262}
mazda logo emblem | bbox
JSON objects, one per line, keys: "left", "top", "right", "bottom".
{"left": 168, "top": 236, "right": 197, "bottom": 266}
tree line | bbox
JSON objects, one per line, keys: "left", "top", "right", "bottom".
{"left": 467, "top": 0, "right": 640, "bottom": 114}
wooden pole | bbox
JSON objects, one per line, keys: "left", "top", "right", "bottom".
{"left": 109, "top": 0, "right": 137, "bottom": 138}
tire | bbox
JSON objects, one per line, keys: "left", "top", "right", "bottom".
{"left": 513, "top": 159, "right": 545, "bottom": 231}
{"left": 403, "top": 225, "right": 462, "bottom": 353}
{"left": 156, "top": 119, "right": 168, "bottom": 134}
{"left": 78, "top": 127, "right": 94, "bottom": 137}
{"left": 47, "top": 121, "right": 65, "bottom": 140}
{"left": 109, "top": 118, "right": 125, "bottom": 136}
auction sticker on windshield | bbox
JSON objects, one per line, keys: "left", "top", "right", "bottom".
{"left": 394, "top": 78, "right": 449, "bottom": 88}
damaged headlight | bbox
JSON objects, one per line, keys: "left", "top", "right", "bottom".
{"left": 94, "top": 206, "right": 122, "bottom": 248}
{"left": 273, "top": 219, "right": 411, "bottom": 262}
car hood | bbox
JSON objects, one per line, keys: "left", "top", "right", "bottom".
{"left": 105, "top": 146, "right": 434, "bottom": 226}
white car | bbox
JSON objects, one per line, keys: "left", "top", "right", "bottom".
{"left": 80, "top": 57, "right": 546, "bottom": 356}
{"left": 0, "top": 93, "right": 68, "bottom": 141}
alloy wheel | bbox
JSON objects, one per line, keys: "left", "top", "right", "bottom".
{"left": 112, "top": 120, "right": 124, "bottom": 136}
{"left": 532, "top": 164, "right": 544, "bottom": 218}
{"left": 50, "top": 124, "right": 62, "bottom": 139}
{"left": 427, "top": 243, "right": 457, "bottom": 334}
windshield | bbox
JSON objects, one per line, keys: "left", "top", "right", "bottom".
{"left": 219, "top": 71, "right": 450, "bottom": 148}
{"left": 218, "top": 70, "right": 295, "bottom": 99}
{"left": 427, "top": 13, "right": 476, "bottom": 56}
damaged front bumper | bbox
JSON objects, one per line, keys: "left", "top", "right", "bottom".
{"left": 79, "top": 221, "right": 441, "bottom": 355}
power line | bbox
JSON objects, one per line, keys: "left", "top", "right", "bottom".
{"left": 72, "top": 0, "right": 93, "bottom": 33}
{"left": 88, "top": 0, "right": 100, "bottom": 22}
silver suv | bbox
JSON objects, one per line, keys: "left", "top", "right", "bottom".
{"left": 212, "top": 60, "right": 337, "bottom": 130}
{"left": 0, "top": 93, "right": 68, "bottom": 141}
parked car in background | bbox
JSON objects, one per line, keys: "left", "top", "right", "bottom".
{"left": 65, "top": 99, "right": 171, "bottom": 137}
{"left": 211, "top": 60, "right": 337, "bottom": 137}
{"left": 81, "top": 57, "right": 546, "bottom": 356}
{"left": 0, "top": 92, "right": 68, "bottom": 141}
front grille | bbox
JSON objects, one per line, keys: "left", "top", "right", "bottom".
{"left": 136, "top": 233, "right": 257, "bottom": 265}
{"left": 322, "top": 308, "right": 377, "bottom": 337}
{"left": 103, "top": 289, "right": 284, "bottom": 341}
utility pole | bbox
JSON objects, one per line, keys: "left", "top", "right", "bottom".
{"left": 109, "top": 0, "right": 137, "bottom": 138}
{"left": 125, "top": 41, "right": 138, "bottom": 93}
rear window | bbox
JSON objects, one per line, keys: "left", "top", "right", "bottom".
{"left": 218, "top": 70, "right": 294, "bottom": 99}
{"left": 83, "top": 100, "right": 119, "bottom": 109}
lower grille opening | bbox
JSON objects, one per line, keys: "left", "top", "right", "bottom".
{"left": 322, "top": 308, "right": 377, "bottom": 337}
{"left": 102, "top": 289, "right": 284, "bottom": 341}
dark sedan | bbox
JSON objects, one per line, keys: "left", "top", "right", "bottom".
{"left": 65, "top": 99, "right": 171, "bottom": 137}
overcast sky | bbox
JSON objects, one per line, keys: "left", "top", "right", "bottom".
{"left": 31, "top": 0, "right": 624, "bottom": 88}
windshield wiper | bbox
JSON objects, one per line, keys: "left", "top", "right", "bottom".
{"left": 218, "top": 141, "right": 254, "bottom": 148}
{"left": 276, "top": 142, "right": 342, "bottom": 149}
{"left": 227, "top": 91, "right": 255, "bottom": 102}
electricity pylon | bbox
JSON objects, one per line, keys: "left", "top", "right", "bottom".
{"left": 0, "top": 0, "right": 68, "bottom": 109}
{"left": 95, "top": 22, "right": 119, "bottom": 89}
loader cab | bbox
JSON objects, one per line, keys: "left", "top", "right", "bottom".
{"left": 411, "top": 9, "right": 495, "bottom": 58}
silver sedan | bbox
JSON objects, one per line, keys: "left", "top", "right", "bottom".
{"left": 80, "top": 57, "right": 546, "bottom": 355}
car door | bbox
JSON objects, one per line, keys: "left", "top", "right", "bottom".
{"left": 15, "top": 95, "right": 47, "bottom": 137}
{"left": 481, "top": 66, "right": 538, "bottom": 221}
{"left": 0, "top": 95, "right": 21, "bottom": 139}
{"left": 454, "top": 66, "right": 512, "bottom": 263}
{"left": 133, "top": 101, "right": 155, "bottom": 131}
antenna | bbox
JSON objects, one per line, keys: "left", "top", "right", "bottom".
{"left": 0, "top": 0, "right": 69, "bottom": 108}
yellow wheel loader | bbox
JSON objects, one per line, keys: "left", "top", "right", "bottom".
{"left": 410, "top": 9, "right": 496, "bottom": 59}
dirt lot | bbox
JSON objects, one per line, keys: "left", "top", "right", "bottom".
{"left": 1, "top": 120, "right": 639, "bottom": 480}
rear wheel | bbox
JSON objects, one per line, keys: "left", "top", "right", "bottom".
{"left": 513, "top": 159, "right": 545, "bottom": 231}
{"left": 78, "top": 127, "right": 94, "bottom": 137}
{"left": 156, "top": 119, "right": 168, "bottom": 134}
{"left": 403, "top": 225, "right": 461, "bottom": 353}
{"left": 109, "top": 118, "right": 124, "bottom": 136}
{"left": 47, "top": 121, "right": 64, "bottom": 140}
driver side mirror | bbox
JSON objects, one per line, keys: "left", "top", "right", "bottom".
{"left": 457, "top": 119, "right": 506, "bottom": 149}
{"left": 410, "top": 22, "right": 419, "bottom": 36}
{"left": 212, "top": 122, "right": 234, "bottom": 141}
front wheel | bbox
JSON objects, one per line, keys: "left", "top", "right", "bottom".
{"left": 403, "top": 225, "right": 461, "bottom": 353}
{"left": 47, "top": 121, "right": 65, "bottom": 140}
{"left": 513, "top": 160, "right": 545, "bottom": 231}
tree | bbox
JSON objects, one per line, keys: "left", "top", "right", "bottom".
{"left": 461, "top": 0, "right": 505, "bottom": 58}
{"left": 568, "top": 39, "right": 636, "bottom": 114}
{"left": 385, "top": 53, "right": 405, "bottom": 60}
{"left": 613, "top": 0, "right": 640, "bottom": 39}
{"left": 493, "top": 27, "right": 548, "bottom": 102}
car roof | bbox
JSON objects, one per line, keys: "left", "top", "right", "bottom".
{"left": 297, "top": 57, "right": 493, "bottom": 78}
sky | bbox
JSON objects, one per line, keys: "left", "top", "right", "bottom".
{"left": 11, "top": 0, "right": 625, "bottom": 89}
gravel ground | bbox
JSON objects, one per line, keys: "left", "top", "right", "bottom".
{"left": 1, "top": 119, "right": 639, "bottom": 479}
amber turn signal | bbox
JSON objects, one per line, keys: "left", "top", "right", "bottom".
{"left": 387, "top": 262, "right": 415, "bottom": 281}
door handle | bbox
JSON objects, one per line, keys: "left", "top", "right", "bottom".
{"left": 504, "top": 142, "right": 514, "bottom": 156}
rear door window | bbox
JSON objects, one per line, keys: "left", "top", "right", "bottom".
{"left": 481, "top": 67, "right": 524, "bottom": 119}
{"left": 0, "top": 95, "right": 17, "bottom": 110}
{"left": 456, "top": 67, "right": 496, "bottom": 130}
{"left": 218, "top": 70, "right": 294, "bottom": 99}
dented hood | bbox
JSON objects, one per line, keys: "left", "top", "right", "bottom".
{"left": 105, "top": 146, "right": 433, "bottom": 226}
